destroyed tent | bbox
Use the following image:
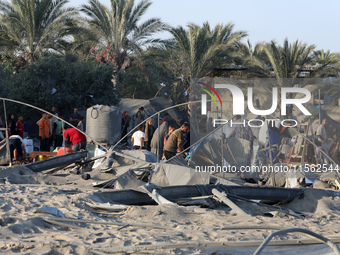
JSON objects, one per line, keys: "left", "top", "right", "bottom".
{"left": 121, "top": 150, "right": 158, "bottom": 163}
{"left": 263, "top": 164, "right": 319, "bottom": 188}
{"left": 0, "top": 138, "right": 10, "bottom": 165}
{"left": 92, "top": 147, "right": 209, "bottom": 189}
{"left": 185, "top": 123, "right": 259, "bottom": 181}
{"left": 320, "top": 108, "right": 340, "bottom": 165}
{"left": 150, "top": 163, "right": 210, "bottom": 186}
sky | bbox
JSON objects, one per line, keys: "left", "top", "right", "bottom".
{"left": 72, "top": 0, "right": 340, "bottom": 53}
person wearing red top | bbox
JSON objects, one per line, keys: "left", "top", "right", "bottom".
{"left": 57, "top": 140, "right": 74, "bottom": 156}
{"left": 16, "top": 115, "right": 24, "bottom": 138}
{"left": 64, "top": 128, "right": 87, "bottom": 151}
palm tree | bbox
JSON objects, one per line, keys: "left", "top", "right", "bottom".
{"left": 0, "top": 0, "right": 79, "bottom": 63}
{"left": 167, "top": 22, "right": 247, "bottom": 79}
{"left": 311, "top": 50, "right": 339, "bottom": 78}
{"left": 262, "top": 39, "right": 315, "bottom": 81}
{"left": 80, "top": 0, "right": 165, "bottom": 92}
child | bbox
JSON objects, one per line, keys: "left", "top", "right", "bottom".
{"left": 77, "top": 116, "right": 85, "bottom": 132}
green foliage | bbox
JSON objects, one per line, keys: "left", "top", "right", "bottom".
{"left": 79, "top": 0, "right": 166, "bottom": 92}
{"left": 168, "top": 22, "right": 247, "bottom": 79}
{"left": 2, "top": 54, "right": 116, "bottom": 117}
{"left": 0, "top": 0, "right": 80, "bottom": 62}
{"left": 0, "top": 64, "right": 10, "bottom": 96}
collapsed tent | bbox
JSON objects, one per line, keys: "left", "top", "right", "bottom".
{"left": 185, "top": 122, "right": 259, "bottom": 181}
{"left": 150, "top": 163, "right": 210, "bottom": 186}
{"left": 0, "top": 138, "right": 10, "bottom": 165}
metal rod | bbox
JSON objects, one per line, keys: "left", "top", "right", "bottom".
{"left": 3, "top": 100, "right": 10, "bottom": 164}
{"left": 253, "top": 228, "right": 340, "bottom": 255}
{"left": 319, "top": 89, "right": 321, "bottom": 124}
{"left": 157, "top": 112, "right": 160, "bottom": 163}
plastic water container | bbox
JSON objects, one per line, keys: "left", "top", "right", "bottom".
{"left": 86, "top": 105, "right": 122, "bottom": 144}
{"left": 23, "top": 139, "right": 33, "bottom": 154}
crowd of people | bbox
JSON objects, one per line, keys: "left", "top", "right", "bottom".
{"left": 0, "top": 105, "right": 190, "bottom": 163}
{"left": 0, "top": 106, "right": 87, "bottom": 162}
{"left": 122, "top": 107, "right": 190, "bottom": 161}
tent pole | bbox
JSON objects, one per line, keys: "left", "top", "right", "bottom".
{"left": 3, "top": 100, "right": 10, "bottom": 165}
{"left": 157, "top": 112, "right": 160, "bottom": 163}
{"left": 319, "top": 89, "right": 321, "bottom": 123}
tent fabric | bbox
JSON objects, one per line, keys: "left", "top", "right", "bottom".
{"left": 113, "top": 171, "right": 147, "bottom": 190}
{"left": 0, "top": 138, "right": 10, "bottom": 165}
{"left": 150, "top": 163, "right": 210, "bottom": 186}
{"left": 121, "top": 150, "right": 158, "bottom": 163}
{"left": 118, "top": 98, "right": 188, "bottom": 127}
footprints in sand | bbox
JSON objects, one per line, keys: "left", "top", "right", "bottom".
{"left": 0, "top": 217, "right": 17, "bottom": 227}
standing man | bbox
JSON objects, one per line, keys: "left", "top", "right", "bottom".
{"left": 131, "top": 125, "right": 145, "bottom": 150}
{"left": 163, "top": 122, "right": 189, "bottom": 160}
{"left": 70, "top": 108, "right": 82, "bottom": 127}
{"left": 39, "top": 113, "right": 50, "bottom": 151}
{"left": 54, "top": 114, "right": 64, "bottom": 149}
{"left": 23, "top": 117, "right": 30, "bottom": 138}
{"left": 317, "top": 118, "right": 330, "bottom": 164}
{"left": 48, "top": 106, "right": 58, "bottom": 149}
{"left": 64, "top": 127, "right": 87, "bottom": 152}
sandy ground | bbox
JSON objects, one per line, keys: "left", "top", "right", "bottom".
{"left": 1, "top": 166, "right": 340, "bottom": 254}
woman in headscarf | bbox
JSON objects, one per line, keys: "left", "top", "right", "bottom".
{"left": 144, "top": 118, "right": 155, "bottom": 151}
{"left": 8, "top": 113, "right": 16, "bottom": 136}
{"left": 121, "top": 111, "right": 130, "bottom": 144}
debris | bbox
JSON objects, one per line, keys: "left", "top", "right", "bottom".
{"left": 82, "top": 173, "right": 91, "bottom": 180}
{"left": 139, "top": 185, "right": 178, "bottom": 206}
{"left": 44, "top": 217, "right": 180, "bottom": 230}
{"left": 223, "top": 192, "right": 305, "bottom": 218}
{"left": 212, "top": 188, "right": 249, "bottom": 216}
{"left": 25, "top": 151, "right": 88, "bottom": 172}
{"left": 35, "top": 206, "right": 65, "bottom": 217}
{"left": 85, "top": 202, "right": 129, "bottom": 211}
